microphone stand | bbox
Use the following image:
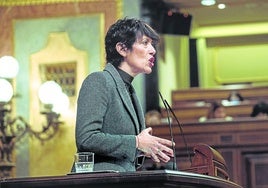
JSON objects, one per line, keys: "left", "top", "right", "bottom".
{"left": 164, "top": 99, "right": 192, "bottom": 164}
{"left": 159, "top": 92, "right": 178, "bottom": 170}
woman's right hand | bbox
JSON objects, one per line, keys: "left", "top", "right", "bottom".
{"left": 136, "top": 127, "right": 175, "bottom": 163}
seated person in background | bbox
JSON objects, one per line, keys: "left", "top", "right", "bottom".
{"left": 145, "top": 110, "right": 161, "bottom": 125}
{"left": 250, "top": 101, "right": 268, "bottom": 119}
{"left": 199, "top": 101, "right": 233, "bottom": 122}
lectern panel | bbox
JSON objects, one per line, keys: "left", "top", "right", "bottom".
{"left": 0, "top": 170, "right": 242, "bottom": 188}
{"left": 245, "top": 153, "right": 268, "bottom": 188}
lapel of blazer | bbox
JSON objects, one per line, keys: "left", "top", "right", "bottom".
{"left": 104, "top": 64, "right": 143, "bottom": 134}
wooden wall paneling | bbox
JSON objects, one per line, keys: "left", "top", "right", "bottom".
{"left": 242, "top": 151, "right": 268, "bottom": 188}
{"left": 149, "top": 118, "right": 268, "bottom": 186}
{"left": 217, "top": 149, "right": 235, "bottom": 182}
{"left": 252, "top": 155, "right": 268, "bottom": 188}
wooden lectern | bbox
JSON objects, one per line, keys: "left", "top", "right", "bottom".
{"left": 185, "top": 143, "right": 229, "bottom": 180}
{"left": 0, "top": 170, "right": 242, "bottom": 188}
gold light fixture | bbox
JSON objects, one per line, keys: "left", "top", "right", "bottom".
{"left": 0, "top": 56, "right": 69, "bottom": 177}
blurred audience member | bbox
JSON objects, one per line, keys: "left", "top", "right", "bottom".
{"left": 199, "top": 101, "right": 233, "bottom": 122}
{"left": 145, "top": 110, "right": 161, "bottom": 125}
{"left": 250, "top": 101, "right": 268, "bottom": 119}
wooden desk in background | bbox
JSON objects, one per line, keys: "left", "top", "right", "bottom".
{"left": 171, "top": 86, "right": 268, "bottom": 103}
{"left": 168, "top": 85, "right": 268, "bottom": 122}
{"left": 147, "top": 118, "right": 268, "bottom": 188}
{"left": 167, "top": 100, "right": 257, "bottom": 121}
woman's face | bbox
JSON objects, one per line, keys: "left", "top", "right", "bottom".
{"left": 256, "top": 112, "right": 268, "bottom": 119}
{"left": 214, "top": 107, "right": 226, "bottom": 118}
{"left": 119, "top": 35, "right": 156, "bottom": 77}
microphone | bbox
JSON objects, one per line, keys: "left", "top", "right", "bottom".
{"left": 159, "top": 91, "right": 177, "bottom": 170}
{"left": 161, "top": 94, "right": 192, "bottom": 165}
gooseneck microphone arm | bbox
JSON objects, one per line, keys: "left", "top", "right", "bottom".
{"left": 163, "top": 98, "right": 192, "bottom": 164}
{"left": 158, "top": 92, "right": 178, "bottom": 171}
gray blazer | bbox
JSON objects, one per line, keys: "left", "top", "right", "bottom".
{"left": 75, "top": 63, "right": 146, "bottom": 172}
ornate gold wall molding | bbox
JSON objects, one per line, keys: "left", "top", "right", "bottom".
{"left": 0, "top": 0, "right": 122, "bottom": 20}
{"left": 31, "top": 32, "right": 87, "bottom": 98}
{"left": 0, "top": 0, "right": 106, "bottom": 6}
{"left": 29, "top": 32, "right": 88, "bottom": 176}
{"left": 0, "top": 0, "right": 121, "bottom": 56}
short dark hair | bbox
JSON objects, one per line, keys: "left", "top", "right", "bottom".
{"left": 105, "top": 18, "right": 159, "bottom": 67}
{"left": 251, "top": 101, "right": 268, "bottom": 117}
{"left": 207, "top": 101, "right": 223, "bottom": 119}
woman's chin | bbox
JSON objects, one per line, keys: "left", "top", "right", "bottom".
{"left": 144, "top": 67, "right": 152, "bottom": 74}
